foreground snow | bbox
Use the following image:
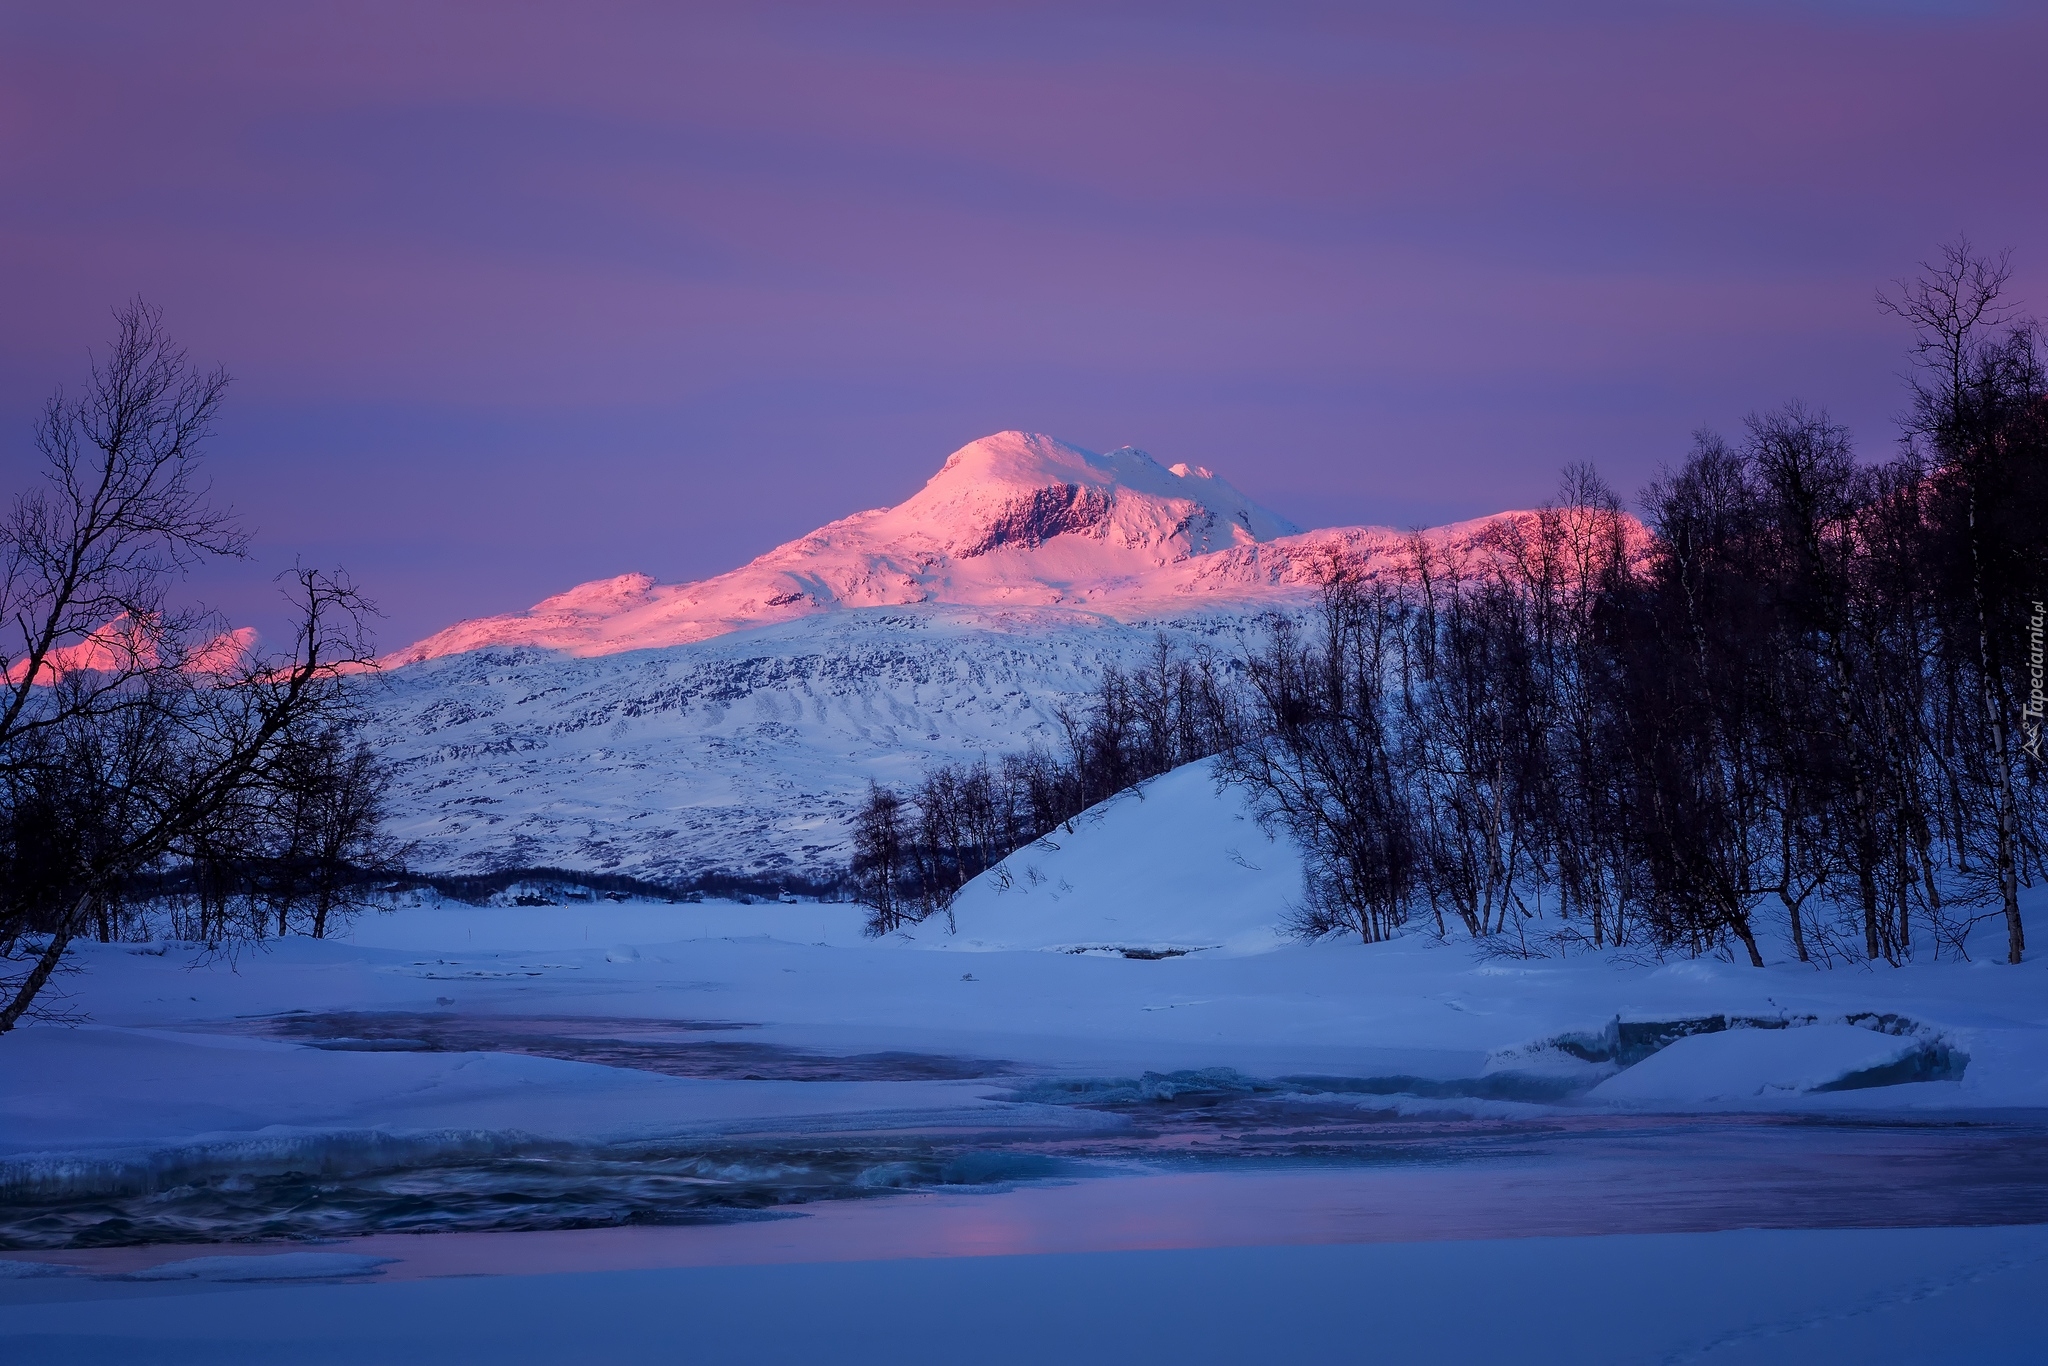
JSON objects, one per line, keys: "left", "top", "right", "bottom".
{"left": 5, "top": 1225, "right": 2047, "bottom": 1365}
{"left": 5, "top": 759, "right": 2048, "bottom": 1359}
{"left": 7, "top": 761, "right": 2048, "bottom": 1195}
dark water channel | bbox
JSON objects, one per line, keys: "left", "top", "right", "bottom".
{"left": 243, "top": 1009, "right": 1015, "bottom": 1081}
{"left": 4, "top": 1012, "right": 2044, "bottom": 1252}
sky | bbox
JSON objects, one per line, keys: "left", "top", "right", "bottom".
{"left": 3, "top": 1, "right": 2045, "bottom": 651}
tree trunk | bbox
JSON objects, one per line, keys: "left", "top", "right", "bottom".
{"left": 1967, "top": 483, "right": 2027, "bottom": 964}
{"left": 0, "top": 928, "right": 76, "bottom": 1034}
{"left": 1780, "top": 888, "right": 1809, "bottom": 963}
{"left": 1731, "top": 915, "right": 1765, "bottom": 967}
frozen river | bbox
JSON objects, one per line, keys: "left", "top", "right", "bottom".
{"left": 7, "top": 1141, "right": 2048, "bottom": 1366}
{"left": 10, "top": 1096, "right": 2048, "bottom": 1259}
{"left": 8, "top": 881, "right": 2048, "bottom": 1361}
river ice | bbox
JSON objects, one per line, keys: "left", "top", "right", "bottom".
{"left": 4, "top": 760, "right": 2047, "bottom": 1359}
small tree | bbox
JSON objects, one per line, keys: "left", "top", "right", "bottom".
{"left": 850, "top": 781, "right": 910, "bottom": 934}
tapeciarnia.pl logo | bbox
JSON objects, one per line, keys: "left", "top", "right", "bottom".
{"left": 2026, "top": 600, "right": 2046, "bottom": 761}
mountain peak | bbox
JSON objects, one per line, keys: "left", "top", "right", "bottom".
{"left": 905, "top": 432, "right": 1296, "bottom": 559}
{"left": 387, "top": 432, "right": 1304, "bottom": 664}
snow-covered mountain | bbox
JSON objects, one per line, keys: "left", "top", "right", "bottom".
{"left": 388, "top": 434, "right": 1300, "bottom": 664}
{"left": 367, "top": 432, "right": 1544, "bottom": 885}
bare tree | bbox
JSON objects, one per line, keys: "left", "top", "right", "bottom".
{"left": 1883, "top": 240, "right": 2046, "bottom": 963}
{"left": 0, "top": 303, "right": 383, "bottom": 1032}
{"left": 850, "top": 782, "right": 911, "bottom": 934}
{"left": 1228, "top": 575, "right": 1418, "bottom": 943}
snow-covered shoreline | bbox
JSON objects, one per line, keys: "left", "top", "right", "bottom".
{"left": 2, "top": 757, "right": 2044, "bottom": 1253}
{"left": 6, "top": 758, "right": 2048, "bottom": 1360}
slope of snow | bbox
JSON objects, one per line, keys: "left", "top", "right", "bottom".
{"left": 1589, "top": 1025, "right": 1932, "bottom": 1103}
{"left": 368, "top": 604, "right": 1277, "bottom": 883}
{"left": 902, "top": 759, "right": 1301, "bottom": 957}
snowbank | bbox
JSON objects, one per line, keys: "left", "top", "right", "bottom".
{"left": 1590, "top": 1024, "right": 1938, "bottom": 1103}
{"left": 908, "top": 758, "right": 1301, "bottom": 957}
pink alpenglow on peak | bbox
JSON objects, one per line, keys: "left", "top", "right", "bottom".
{"left": 6, "top": 619, "right": 259, "bottom": 686}
{"left": 183, "top": 626, "right": 261, "bottom": 679}
{"left": 385, "top": 431, "right": 1618, "bottom": 666}
{"left": 386, "top": 433, "right": 1300, "bottom": 663}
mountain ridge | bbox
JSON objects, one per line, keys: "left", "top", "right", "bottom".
{"left": 386, "top": 431, "right": 1451, "bottom": 664}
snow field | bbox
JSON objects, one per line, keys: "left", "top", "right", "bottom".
{"left": 5, "top": 1226, "right": 2048, "bottom": 1365}
{"left": 6, "top": 757, "right": 2047, "bottom": 1192}
{"left": 2, "top": 756, "right": 2047, "bottom": 1364}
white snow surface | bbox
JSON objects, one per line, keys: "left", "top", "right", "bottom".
{"left": 9, "top": 1228, "right": 2048, "bottom": 1365}
{"left": 1590, "top": 1023, "right": 1927, "bottom": 1103}
{"left": 902, "top": 759, "right": 1301, "bottom": 957}
{"left": 386, "top": 433, "right": 1310, "bottom": 663}
{"left": 362, "top": 431, "right": 1602, "bottom": 883}
{"left": 6, "top": 757, "right": 2047, "bottom": 1195}
{"left": 3, "top": 758, "right": 2047, "bottom": 1366}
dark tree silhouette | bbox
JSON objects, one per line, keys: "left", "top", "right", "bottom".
{"left": 861, "top": 245, "right": 2046, "bottom": 970}
{"left": 0, "top": 303, "right": 388, "bottom": 1032}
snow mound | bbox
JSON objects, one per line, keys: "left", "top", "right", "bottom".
{"left": 906, "top": 758, "right": 1303, "bottom": 956}
{"left": 1590, "top": 1024, "right": 1937, "bottom": 1104}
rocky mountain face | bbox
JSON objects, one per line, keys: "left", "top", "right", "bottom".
{"left": 367, "top": 432, "right": 1557, "bottom": 886}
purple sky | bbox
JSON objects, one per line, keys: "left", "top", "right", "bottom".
{"left": 5, "top": 2, "right": 2045, "bottom": 651}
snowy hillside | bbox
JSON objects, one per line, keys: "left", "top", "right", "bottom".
{"left": 370, "top": 605, "right": 1274, "bottom": 884}
{"left": 900, "top": 759, "right": 1301, "bottom": 957}
{"left": 367, "top": 432, "right": 1571, "bottom": 883}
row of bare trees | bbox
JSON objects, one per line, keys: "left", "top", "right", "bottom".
{"left": 1225, "top": 476, "right": 1636, "bottom": 951}
{"left": 0, "top": 303, "right": 396, "bottom": 1032}
{"left": 860, "top": 245, "right": 2048, "bottom": 967}
{"left": 1234, "top": 245, "right": 2048, "bottom": 965}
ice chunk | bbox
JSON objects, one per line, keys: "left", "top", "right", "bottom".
{"left": 1590, "top": 1024, "right": 1932, "bottom": 1103}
